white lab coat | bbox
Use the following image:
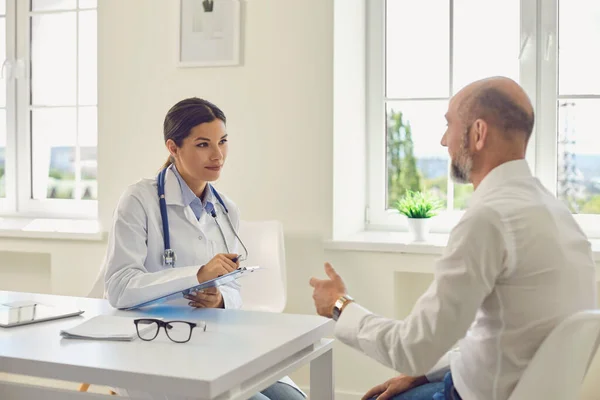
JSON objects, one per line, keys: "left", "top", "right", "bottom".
{"left": 103, "top": 165, "right": 242, "bottom": 310}
{"left": 103, "top": 166, "right": 302, "bottom": 398}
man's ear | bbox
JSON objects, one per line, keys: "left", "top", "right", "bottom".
{"left": 472, "top": 119, "right": 488, "bottom": 151}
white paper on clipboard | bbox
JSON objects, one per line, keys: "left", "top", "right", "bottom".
{"left": 120, "top": 266, "right": 260, "bottom": 310}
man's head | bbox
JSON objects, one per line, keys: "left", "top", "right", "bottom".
{"left": 441, "top": 77, "right": 535, "bottom": 187}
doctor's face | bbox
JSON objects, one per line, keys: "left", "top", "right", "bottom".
{"left": 170, "top": 119, "right": 229, "bottom": 183}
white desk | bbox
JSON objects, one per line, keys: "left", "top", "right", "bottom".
{"left": 0, "top": 291, "right": 335, "bottom": 399}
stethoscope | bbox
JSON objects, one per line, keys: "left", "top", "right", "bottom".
{"left": 157, "top": 167, "right": 248, "bottom": 267}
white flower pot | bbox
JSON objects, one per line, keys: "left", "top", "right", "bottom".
{"left": 407, "top": 218, "right": 430, "bottom": 242}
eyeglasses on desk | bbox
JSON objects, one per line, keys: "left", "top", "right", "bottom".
{"left": 133, "top": 318, "right": 206, "bottom": 343}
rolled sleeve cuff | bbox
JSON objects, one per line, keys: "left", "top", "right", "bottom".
{"left": 220, "top": 285, "right": 242, "bottom": 309}
{"left": 334, "top": 302, "right": 372, "bottom": 350}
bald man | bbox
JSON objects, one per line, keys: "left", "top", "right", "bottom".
{"left": 310, "top": 77, "right": 596, "bottom": 400}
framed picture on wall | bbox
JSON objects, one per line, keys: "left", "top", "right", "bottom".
{"left": 177, "top": 0, "right": 241, "bottom": 67}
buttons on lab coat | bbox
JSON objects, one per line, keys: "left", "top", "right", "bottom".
{"left": 198, "top": 235, "right": 203, "bottom": 240}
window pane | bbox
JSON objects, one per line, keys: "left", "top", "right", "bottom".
{"left": 0, "top": 17, "right": 6, "bottom": 107}
{"left": 78, "top": 10, "right": 97, "bottom": 106}
{"left": 0, "top": 109, "right": 5, "bottom": 198}
{"left": 559, "top": 1, "right": 600, "bottom": 95}
{"left": 557, "top": 99, "right": 600, "bottom": 214}
{"left": 78, "top": 0, "right": 97, "bottom": 9}
{"left": 386, "top": 0, "right": 449, "bottom": 98}
{"left": 31, "top": 0, "right": 76, "bottom": 12}
{"left": 454, "top": 183, "right": 473, "bottom": 210}
{"left": 32, "top": 108, "right": 77, "bottom": 200}
{"left": 453, "top": 0, "right": 520, "bottom": 93}
{"left": 386, "top": 101, "right": 448, "bottom": 209}
{"left": 79, "top": 107, "right": 97, "bottom": 200}
{"left": 31, "top": 12, "right": 77, "bottom": 106}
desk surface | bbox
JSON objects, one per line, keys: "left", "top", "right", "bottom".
{"left": 0, "top": 291, "right": 334, "bottom": 398}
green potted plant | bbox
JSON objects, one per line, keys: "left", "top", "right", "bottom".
{"left": 395, "top": 191, "right": 441, "bottom": 242}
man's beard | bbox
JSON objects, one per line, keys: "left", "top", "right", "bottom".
{"left": 450, "top": 132, "right": 473, "bottom": 184}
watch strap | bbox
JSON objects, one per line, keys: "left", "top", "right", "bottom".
{"left": 332, "top": 294, "right": 354, "bottom": 321}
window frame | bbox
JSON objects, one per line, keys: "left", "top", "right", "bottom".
{"left": 0, "top": 0, "right": 97, "bottom": 219}
{"left": 366, "top": 0, "right": 600, "bottom": 238}
{"left": 0, "top": 0, "right": 17, "bottom": 215}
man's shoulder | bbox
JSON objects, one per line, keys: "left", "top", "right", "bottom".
{"left": 459, "top": 204, "right": 504, "bottom": 231}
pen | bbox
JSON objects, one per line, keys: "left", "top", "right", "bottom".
{"left": 232, "top": 254, "right": 243, "bottom": 266}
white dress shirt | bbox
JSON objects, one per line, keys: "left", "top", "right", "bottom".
{"left": 335, "top": 160, "right": 596, "bottom": 400}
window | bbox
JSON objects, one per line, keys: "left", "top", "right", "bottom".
{"left": 0, "top": 0, "right": 10, "bottom": 203}
{"left": 555, "top": 1, "right": 600, "bottom": 215}
{"left": 0, "top": 0, "right": 97, "bottom": 218}
{"left": 367, "top": 0, "right": 600, "bottom": 235}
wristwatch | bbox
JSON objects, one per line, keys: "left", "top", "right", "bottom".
{"left": 332, "top": 294, "right": 354, "bottom": 321}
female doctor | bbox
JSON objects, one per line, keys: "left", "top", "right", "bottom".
{"left": 103, "top": 97, "right": 304, "bottom": 400}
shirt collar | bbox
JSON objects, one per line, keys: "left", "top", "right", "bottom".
{"left": 169, "top": 164, "right": 214, "bottom": 207}
{"left": 469, "top": 159, "right": 533, "bottom": 206}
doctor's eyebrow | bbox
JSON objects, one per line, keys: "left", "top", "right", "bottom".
{"left": 194, "top": 134, "right": 228, "bottom": 142}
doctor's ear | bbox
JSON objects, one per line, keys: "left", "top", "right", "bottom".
{"left": 166, "top": 139, "right": 179, "bottom": 158}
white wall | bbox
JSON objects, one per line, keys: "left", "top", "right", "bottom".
{"left": 97, "top": 0, "right": 334, "bottom": 236}
{"left": 1, "top": 1, "right": 599, "bottom": 398}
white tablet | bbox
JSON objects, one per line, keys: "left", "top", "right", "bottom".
{"left": 0, "top": 300, "right": 84, "bottom": 328}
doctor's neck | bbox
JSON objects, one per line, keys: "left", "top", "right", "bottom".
{"left": 174, "top": 164, "right": 209, "bottom": 199}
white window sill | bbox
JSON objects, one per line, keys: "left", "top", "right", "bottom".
{"left": 325, "top": 231, "right": 600, "bottom": 262}
{"left": 0, "top": 217, "right": 104, "bottom": 241}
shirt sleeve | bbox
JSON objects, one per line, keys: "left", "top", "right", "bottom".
{"left": 334, "top": 207, "right": 508, "bottom": 376}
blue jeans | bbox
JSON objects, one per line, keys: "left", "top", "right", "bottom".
{"left": 369, "top": 373, "right": 461, "bottom": 400}
{"left": 248, "top": 381, "right": 306, "bottom": 400}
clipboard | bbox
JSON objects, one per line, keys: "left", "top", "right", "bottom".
{"left": 120, "top": 266, "right": 260, "bottom": 310}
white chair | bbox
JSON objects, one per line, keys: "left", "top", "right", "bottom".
{"left": 508, "top": 310, "right": 600, "bottom": 400}
{"left": 238, "top": 220, "right": 287, "bottom": 313}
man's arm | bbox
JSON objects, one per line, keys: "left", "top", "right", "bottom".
{"left": 335, "top": 207, "right": 507, "bottom": 376}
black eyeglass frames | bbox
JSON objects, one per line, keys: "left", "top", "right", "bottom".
{"left": 133, "top": 318, "right": 206, "bottom": 343}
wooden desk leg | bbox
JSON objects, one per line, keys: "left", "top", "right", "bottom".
{"left": 309, "top": 347, "right": 334, "bottom": 399}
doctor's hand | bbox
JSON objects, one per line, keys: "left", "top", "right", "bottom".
{"left": 185, "top": 287, "right": 224, "bottom": 309}
{"left": 362, "top": 375, "right": 429, "bottom": 400}
{"left": 309, "top": 263, "right": 347, "bottom": 318}
{"left": 196, "top": 253, "right": 239, "bottom": 284}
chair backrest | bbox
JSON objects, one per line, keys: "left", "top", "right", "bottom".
{"left": 508, "top": 310, "right": 600, "bottom": 400}
{"left": 238, "top": 220, "right": 287, "bottom": 313}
